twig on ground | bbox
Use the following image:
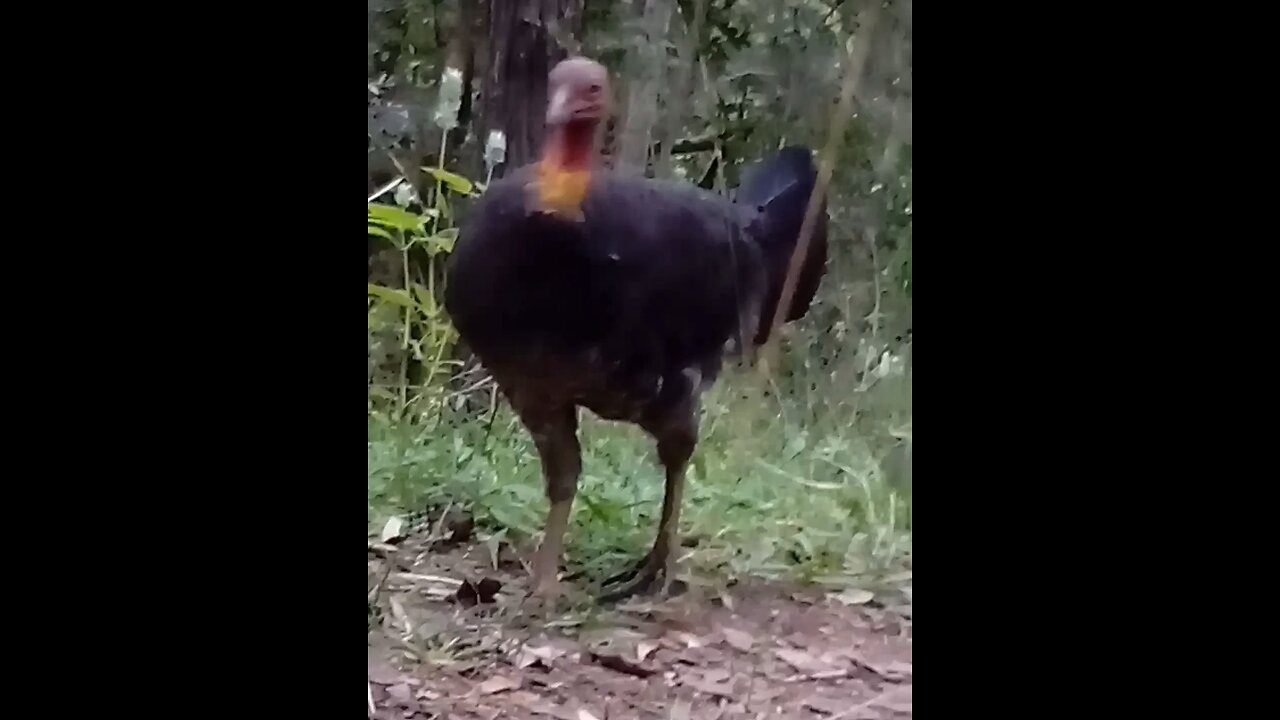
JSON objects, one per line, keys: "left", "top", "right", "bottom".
{"left": 394, "top": 572, "right": 463, "bottom": 586}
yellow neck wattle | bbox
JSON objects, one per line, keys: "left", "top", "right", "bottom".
{"left": 530, "top": 121, "right": 597, "bottom": 221}
{"left": 533, "top": 160, "right": 592, "bottom": 221}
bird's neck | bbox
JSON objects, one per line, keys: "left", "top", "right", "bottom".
{"left": 532, "top": 120, "right": 600, "bottom": 221}
{"left": 541, "top": 120, "right": 599, "bottom": 170}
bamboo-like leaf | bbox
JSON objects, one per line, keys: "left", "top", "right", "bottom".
{"left": 428, "top": 229, "right": 457, "bottom": 254}
{"left": 368, "top": 203, "right": 425, "bottom": 232}
{"left": 411, "top": 283, "right": 438, "bottom": 316}
{"left": 423, "top": 167, "right": 474, "bottom": 195}
{"left": 367, "top": 283, "right": 418, "bottom": 309}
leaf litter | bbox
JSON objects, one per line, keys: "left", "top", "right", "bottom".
{"left": 369, "top": 522, "right": 912, "bottom": 719}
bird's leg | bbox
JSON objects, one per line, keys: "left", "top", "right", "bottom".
{"left": 525, "top": 406, "right": 581, "bottom": 603}
{"left": 532, "top": 499, "right": 573, "bottom": 599}
{"left": 601, "top": 411, "right": 697, "bottom": 602}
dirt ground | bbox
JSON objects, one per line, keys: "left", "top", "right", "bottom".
{"left": 368, "top": 519, "right": 911, "bottom": 720}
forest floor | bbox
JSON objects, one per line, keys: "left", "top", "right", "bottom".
{"left": 368, "top": 517, "right": 912, "bottom": 720}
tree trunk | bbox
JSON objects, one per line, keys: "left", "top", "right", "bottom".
{"left": 481, "top": 0, "right": 586, "bottom": 177}
{"left": 617, "top": 0, "right": 672, "bottom": 175}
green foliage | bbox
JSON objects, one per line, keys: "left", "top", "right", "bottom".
{"left": 367, "top": 159, "right": 473, "bottom": 420}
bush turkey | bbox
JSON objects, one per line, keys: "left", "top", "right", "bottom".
{"left": 444, "top": 57, "right": 828, "bottom": 602}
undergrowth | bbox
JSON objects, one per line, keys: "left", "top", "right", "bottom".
{"left": 368, "top": 319, "right": 912, "bottom": 598}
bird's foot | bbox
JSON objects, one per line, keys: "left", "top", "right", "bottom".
{"left": 598, "top": 548, "right": 670, "bottom": 603}
{"left": 527, "top": 500, "right": 572, "bottom": 613}
{"left": 602, "top": 551, "right": 653, "bottom": 587}
{"left": 533, "top": 573, "right": 561, "bottom": 601}
{"left": 524, "top": 578, "right": 560, "bottom": 617}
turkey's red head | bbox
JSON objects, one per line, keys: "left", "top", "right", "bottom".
{"left": 533, "top": 57, "right": 610, "bottom": 221}
{"left": 545, "top": 56, "right": 610, "bottom": 128}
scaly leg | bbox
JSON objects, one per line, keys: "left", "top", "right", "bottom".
{"left": 522, "top": 405, "right": 581, "bottom": 602}
{"left": 601, "top": 396, "right": 698, "bottom": 603}
{"left": 532, "top": 498, "right": 574, "bottom": 599}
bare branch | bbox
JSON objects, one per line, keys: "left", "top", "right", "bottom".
{"left": 760, "top": 2, "right": 882, "bottom": 370}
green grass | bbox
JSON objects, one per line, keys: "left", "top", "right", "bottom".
{"left": 368, "top": 321, "right": 912, "bottom": 598}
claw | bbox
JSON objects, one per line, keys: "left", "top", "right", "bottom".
{"left": 526, "top": 577, "right": 562, "bottom": 617}
{"left": 533, "top": 574, "right": 561, "bottom": 601}
{"left": 602, "top": 552, "right": 652, "bottom": 587}
{"left": 598, "top": 550, "right": 669, "bottom": 603}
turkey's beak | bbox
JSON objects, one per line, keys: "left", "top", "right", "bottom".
{"left": 546, "top": 86, "right": 573, "bottom": 125}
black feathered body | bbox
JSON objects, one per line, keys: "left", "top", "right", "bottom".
{"left": 445, "top": 147, "right": 824, "bottom": 428}
{"left": 736, "top": 148, "right": 828, "bottom": 344}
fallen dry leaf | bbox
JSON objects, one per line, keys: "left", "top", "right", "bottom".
{"left": 456, "top": 577, "right": 503, "bottom": 607}
{"left": 385, "top": 684, "right": 413, "bottom": 705}
{"left": 681, "top": 644, "right": 728, "bottom": 668}
{"left": 849, "top": 655, "right": 892, "bottom": 679}
{"left": 832, "top": 588, "right": 875, "bottom": 606}
{"left": 883, "top": 686, "right": 913, "bottom": 712}
{"left": 748, "top": 686, "right": 786, "bottom": 703}
{"left": 387, "top": 595, "right": 411, "bottom": 633}
{"left": 668, "top": 698, "right": 692, "bottom": 720}
{"left": 529, "top": 674, "right": 567, "bottom": 691}
{"left": 672, "top": 631, "right": 703, "bottom": 648}
{"left": 699, "top": 668, "right": 730, "bottom": 684}
{"left": 844, "top": 686, "right": 912, "bottom": 718}
{"left": 715, "top": 703, "right": 748, "bottom": 718}
{"left": 636, "top": 640, "right": 659, "bottom": 662}
{"left": 380, "top": 516, "right": 405, "bottom": 543}
{"left": 368, "top": 658, "right": 401, "bottom": 685}
{"left": 722, "top": 627, "right": 754, "bottom": 652}
{"left": 510, "top": 691, "right": 560, "bottom": 715}
{"left": 478, "top": 675, "right": 521, "bottom": 695}
{"left": 885, "top": 660, "right": 912, "bottom": 677}
{"left": 577, "top": 709, "right": 602, "bottom": 720}
{"left": 803, "top": 696, "right": 851, "bottom": 716}
{"left": 776, "top": 647, "right": 833, "bottom": 674}
{"left": 591, "top": 652, "right": 655, "bottom": 678}
{"left": 516, "top": 650, "right": 542, "bottom": 669}
{"left": 517, "top": 642, "right": 567, "bottom": 669}
{"left": 808, "top": 669, "right": 854, "bottom": 680}
{"left": 685, "top": 678, "right": 735, "bottom": 698}
{"left": 528, "top": 644, "right": 567, "bottom": 661}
